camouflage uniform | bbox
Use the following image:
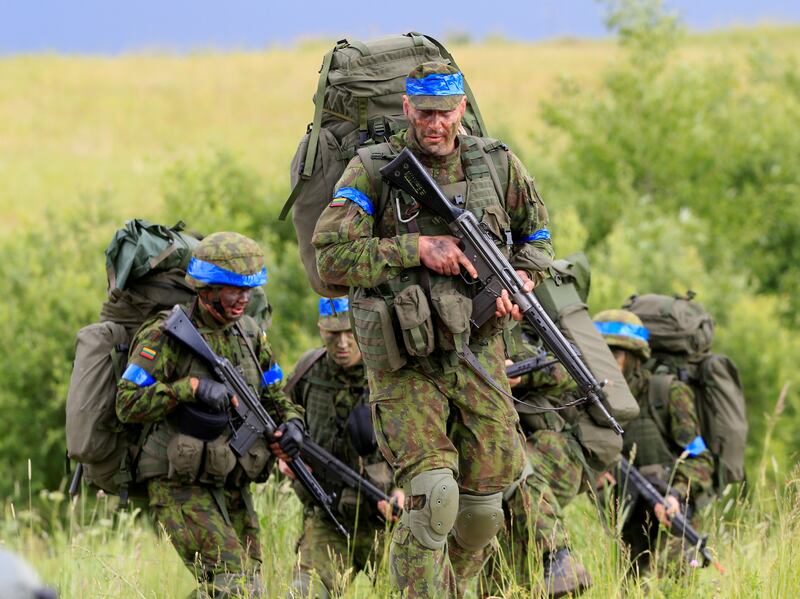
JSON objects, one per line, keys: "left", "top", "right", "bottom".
{"left": 116, "top": 233, "right": 302, "bottom": 598}
{"left": 312, "top": 63, "right": 553, "bottom": 598}
{"left": 594, "top": 309, "right": 714, "bottom": 576}
{"left": 481, "top": 326, "right": 591, "bottom": 597}
{"left": 287, "top": 348, "right": 394, "bottom": 598}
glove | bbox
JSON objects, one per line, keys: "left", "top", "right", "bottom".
{"left": 276, "top": 419, "right": 305, "bottom": 458}
{"left": 194, "top": 379, "right": 230, "bottom": 413}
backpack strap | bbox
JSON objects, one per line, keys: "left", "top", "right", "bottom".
{"left": 284, "top": 347, "right": 327, "bottom": 395}
{"left": 647, "top": 371, "right": 674, "bottom": 440}
{"left": 461, "top": 136, "right": 510, "bottom": 203}
{"left": 356, "top": 143, "right": 398, "bottom": 226}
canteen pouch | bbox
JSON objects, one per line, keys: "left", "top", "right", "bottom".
{"left": 351, "top": 293, "right": 406, "bottom": 372}
{"left": 431, "top": 289, "right": 472, "bottom": 350}
{"left": 237, "top": 437, "right": 272, "bottom": 482}
{"left": 199, "top": 437, "right": 237, "bottom": 486}
{"left": 394, "top": 285, "right": 435, "bottom": 357}
{"left": 167, "top": 434, "right": 204, "bottom": 483}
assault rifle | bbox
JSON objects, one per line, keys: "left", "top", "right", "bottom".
{"left": 300, "top": 439, "right": 402, "bottom": 521}
{"left": 617, "top": 456, "right": 724, "bottom": 573}
{"left": 380, "top": 149, "right": 623, "bottom": 434}
{"left": 162, "top": 306, "right": 348, "bottom": 538}
{"left": 505, "top": 350, "right": 559, "bottom": 380}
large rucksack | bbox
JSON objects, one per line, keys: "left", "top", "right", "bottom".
{"left": 279, "top": 32, "right": 488, "bottom": 297}
{"left": 623, "top": 292, "right": 748, "bottom": 491}
{"left": 66, "top": 220, "right": 200, "bottom": 496}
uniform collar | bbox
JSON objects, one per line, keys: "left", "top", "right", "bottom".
{"left": 195, "top": 301, "right": 237, "bottom": 332}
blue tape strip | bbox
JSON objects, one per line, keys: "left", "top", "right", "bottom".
{"left": 405, "top": 73, "right": 465, "bottom": 96}
{"left": 594, "top": 321, "right": 650, "bottom": 343}
{"left": 684, "top": 435, "right": 708, "bottom": 457}
{"left": 333, "top": 187, "right": 374, "bottom": 216}
{"left": 186, "top": 258, "right": 267, "bottom": 288}
{"left": 514, "top": 228, "right": 551, "bottom": 244}
{"left": 318, "top": 297, "right": 349, "bottom": 317}
{"left": 121, "top": 364, "right": 156, "bottom": 387}
{"left": 261, "top": 363, "right": 284, "bottom": 387}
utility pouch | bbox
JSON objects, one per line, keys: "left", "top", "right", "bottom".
{"left": 351, "top": 294, "right": 406, "bottom": 372}
{"left": 431, "top": 289, "right": 472, "bottom": 350}
{"left": 166, "top": 434, "right": 204, "bottom": 483}
{"left": 394, "top": 285, "right": 435, "bottom": 357}
{"left": 199, "top": 437, "right": 237, "bottom": 486}
{"left": 237, "top": 437, "right": 271, "bottom": 482}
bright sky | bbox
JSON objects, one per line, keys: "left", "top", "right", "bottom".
{"left": 2, "top": 0, "right": 797, "bottom": 54}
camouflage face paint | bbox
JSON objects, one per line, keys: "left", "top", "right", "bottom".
{"left": 319, "top": 327, "right": 362, "bottom": 368}
{"left": 403, "top": 95, "right": 467, "bottom": 157}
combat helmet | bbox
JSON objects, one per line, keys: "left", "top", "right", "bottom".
{"left": 185, "top": 232, "right": 267, "bottom": 289}
{"left": 593, "top": 309, "right": 651, "bottom": 360}
{"left": 318, "top": 297, "right": 351, "bottom": 332}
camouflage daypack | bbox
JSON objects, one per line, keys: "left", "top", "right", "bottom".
{"left": 66, "top": 220, "right": 200, "bottom": 496}
{"left": 279, "top": 32, "right": 488, "bottom": 297}
{"left": 623, "top": 292, "right": 748, "bottom": 491}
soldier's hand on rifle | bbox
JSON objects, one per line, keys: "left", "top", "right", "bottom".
{"left": 378, "top": 488, "right": 405, "bottom": 522}
{"left": 654, "top": 495, "right": 681, "bottom": 526}
{"left": 495, "top": 271, "right": 535, "bottom": 321}
{"left": 270, "top": 419, "right": 305, "bottom": 461}
{"left": 419, "top": 235, "right": 478, "bottom": 278}
{"left": 191, "top": 378, "right": 234, "bottom": 413}
{"left": 505, "top": 359, "right": 522, "bottom": 388}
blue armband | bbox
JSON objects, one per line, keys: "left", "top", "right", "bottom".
{"left": 514, "top": 228, "right": 551, "bottom": 243}
{"left": 121, "top": 364, "right": 156, "bottom": 388}
{"left": 330, "top": 187, "right": 374, "bottom": 216}
{"left": 684, "top": 436, "right": 708, "bottom": 457}
{"left": 261, "top": 363, "right": 284, "bottom": 387}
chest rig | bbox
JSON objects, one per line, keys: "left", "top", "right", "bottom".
{"left": 355, "top": 135, "right": 512, "bottom": 366}
{"left": 622, "top": 371, "right": 679, "bottom": 472}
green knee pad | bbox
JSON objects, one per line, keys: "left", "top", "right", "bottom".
{"left": 402, "top": 468, "right": 459, "bottom": 550}
{"left": 287, "top": 570, "right": 330, "bottom": 599}
{"left": 452, "top": 491, "right": 504, "bottom": 552}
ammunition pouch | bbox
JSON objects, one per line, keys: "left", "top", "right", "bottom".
{"left": 237, "top": 437, "right": 272, "bottom": 482}
{"left": 394, "top": 285, "right": 435, "bottom": 357}
{"left": 166, "top": 434, "right": 204, "bottom": 483}
{"left": 351, "top": 292, "right": 406, "bottom": 372}
{"left": 198, "top": 437, "right": 237, "bottom": 486}
{"left": 430, "top": 288, "right": 472, "bottom": 350}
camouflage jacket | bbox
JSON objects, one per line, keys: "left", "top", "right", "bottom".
{"left": 116, "top": 301, "right": 302, "bottom": 428}
{"left": 311, "top": 129, "right": 554, "bottom": 290}
{"left": 624, "top": 367, "right": 714, "bottom": 502}
{"left": 289, "top": 350, "right": 393, "bottom": 518}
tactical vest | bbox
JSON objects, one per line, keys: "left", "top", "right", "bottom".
{"left": 622, "top": 371, "right": 679, "bottom": 474}
{"left": 137, "top": 312, "right": 269, "bottom": 487}
{"left": 351, "top": 134, "right": 513, "bottom": 371}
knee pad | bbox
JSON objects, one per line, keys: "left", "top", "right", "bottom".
{"left": 402, "top": 468, "right": 459, "bottom": 550}
{"left": 452, "top": 491, "right": 504, "bottom": 552}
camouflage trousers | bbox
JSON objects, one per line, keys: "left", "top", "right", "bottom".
{"left": 480, "top": 430, "right": 585, "bottom": 597}
{"left": 367, "top": 338, "right": 527, "bottom": 598}
{"left": 148, "top": 479, "right": 262, "bottom": 598}
{"left": 288, "top": 509, "right": 391, "bottom": 598}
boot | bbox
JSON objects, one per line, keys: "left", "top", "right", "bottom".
{"left": 542, "top": 548, "right": 592, "bottom": 598}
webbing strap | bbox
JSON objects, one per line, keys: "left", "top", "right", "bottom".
{"left": 406, "top": 32, "right": 425, "bottom": 47}
{"left": 422, "top": 34, "right": 489, "bottom": 136}
{"left": 284, "top": 347, "right": 327, "bottom": 394}
{"left": 279, "top": 46, "right": 336, "bottom": 221}
{"left": 347, "top": 39, "right": 370, "bottom": 56}
{"left": 211, "top": 486, "right": 232, "bottom": 527}
{"left": 647, "top": 373, "right": 673, "bottom": 439}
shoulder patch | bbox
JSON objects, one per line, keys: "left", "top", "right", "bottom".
{"left": 139, "top": 346, "right": 157, "bottom": 360}
{"left": 331, "top": 187, "right": 374, "bottom": 216}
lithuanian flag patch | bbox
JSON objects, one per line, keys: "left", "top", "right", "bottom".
{"left": 329, "top": 196, "right": 347, "bottom": 208}
{"left": 139, "top": 347, "right": 157, "bottom": 360}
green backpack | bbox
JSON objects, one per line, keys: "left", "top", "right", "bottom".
{"left": 279, "top": 32, "right": 488, "bottom": 297}
{"left": 623, "top": 292, "right": 748, "bottom": 491}
{"left": 66, "top": 220, "right": 272, "bottom": 497}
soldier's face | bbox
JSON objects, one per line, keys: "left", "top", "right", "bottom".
{"left": 215, "top": 286, "right": 252, "bottom": 321}
{"left": 319, "top": 327, "right": 362, "bottom": 368}
{"left": 403, "top": 96, "right": 467, "bottom": 157}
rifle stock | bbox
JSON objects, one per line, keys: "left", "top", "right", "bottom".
{"left": 380, "top": 148, "right": 622, "bottom": 434}
{"left": 162, "top": 306, "right": 349, "bottom": 537}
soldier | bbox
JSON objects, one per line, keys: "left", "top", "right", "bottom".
{"left": 312, "top": 61, "right": 554, "bottom": 597}
{"left": 116, "top": 232, "right": 305, "bottom": 598}
{"left": 284, "top": 297, "right": 404, "bottom": 598}
{"left": 482, "top": 324, "right": 592, "bottom": 598}
{"left": 593, "top": 309, "right": 714, "bottom": 576}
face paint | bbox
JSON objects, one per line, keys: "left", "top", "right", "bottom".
{"left": 319, "top": 327, "right": 362, "bottom": 368}
{"left": 200, "top": 286, "right": 252, "bottom": 323}
{"left": 403, "top": 95, "right": 466, "bottom": 157}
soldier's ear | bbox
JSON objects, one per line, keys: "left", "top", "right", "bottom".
{"left": 402, "top": 95, "right": 411, "bottom": 119}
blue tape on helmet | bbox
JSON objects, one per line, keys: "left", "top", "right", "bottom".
{"left": 684, "top": 435, "right": 708, "bottom": 457}
{"left": 187, "top": 258, "right": 267, "bottom": 288}
{"left": 261, "top": 363, "right": 283, "bottom": 387}
{"left": 121, "top": 364, "right": 156, "bottom": 387}
{"left": 332, "top": 187, "right": 374, "bottom": 216}
{"left": 594, "top": 321, "right": 650, "bottom": 343}
{"left": 318, "top": 297, "right": 349, "bottom": 317}
{"left": 514, "top": 228, "right": 551, "bottom": 243}
{"left": 405, "top": 72, "right": 465, "bottom": 96}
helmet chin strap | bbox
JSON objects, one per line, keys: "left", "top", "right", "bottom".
{"left": 198, "top": 289, "right": 230, "bottom": 324}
